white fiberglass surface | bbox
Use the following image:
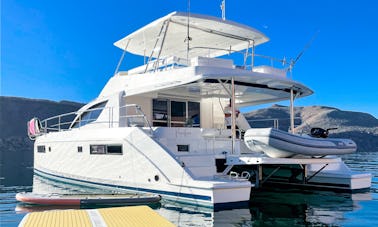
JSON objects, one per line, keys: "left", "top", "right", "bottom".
{"left": 114, "top": 12, "right": 269, "bottom": 59}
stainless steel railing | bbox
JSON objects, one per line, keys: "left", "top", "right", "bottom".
{"left": 39, "top": 104, "right": 153, "bottom": 134}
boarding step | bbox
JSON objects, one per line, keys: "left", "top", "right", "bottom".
{"left": 178, "top": 155, "right": 217, "bottom": 178}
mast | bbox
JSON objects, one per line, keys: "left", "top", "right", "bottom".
{"left": 221, "top": 0, "right": 226, "bottom": 20}
{"left": 114, "top": 40, "right": 130, "bottom": 75}
{"left": 231, "top": 77, "right": 236, "bottom": 154}
{"left": 290, "top": 88, "right": 295, "bottom": 133}
{"left": 185, "top": 0, "right": 191, "bottom": 61}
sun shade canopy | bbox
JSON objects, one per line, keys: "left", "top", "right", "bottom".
{"left": 114, "top": 12, "right": 269, "bottom": 59}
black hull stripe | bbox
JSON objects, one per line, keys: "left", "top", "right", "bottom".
{"left": 34, "top": 169, "right": 212, "bottom": 202}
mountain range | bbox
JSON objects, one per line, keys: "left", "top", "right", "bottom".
{"left": 0, "top": 96, "right": 83, "bottom": 186}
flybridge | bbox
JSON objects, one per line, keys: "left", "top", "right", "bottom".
{"left": 112, "top": 12, "right": 297, "bottom": 78}
{"left": 100, "top": 12, "right": 315, "bottom": 107}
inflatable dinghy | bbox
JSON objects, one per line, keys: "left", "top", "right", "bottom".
{"left": 244, "top": 128, "right": 357, "bottom": 158}
{"left": 16, "top": 192, "right": 161, "bottom": 206}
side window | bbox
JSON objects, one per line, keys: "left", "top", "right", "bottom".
{"left": 37, "top": 145, "right": 46, "bottom": 153}
{"left": 107, "top": 145, "right": 123, "bottom": 154}
{"left": 72, "top": 101, "right": 107, "bottom": 128}
{"left": 90, "top": 145, "right": 123, "bottom": 155}
{"left": 90, "top": 145, "right": 106, "bottom": 154}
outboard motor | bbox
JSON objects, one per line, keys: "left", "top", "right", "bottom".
{"left": 310, "top": 127, "right": 337, "bottom": 138}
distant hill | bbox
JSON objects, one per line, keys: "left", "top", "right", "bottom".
{"left": 0, "top": 96, "right": 83, "bottom": 138}
{"left": 0, "top": 96, "right": 83, "bottom": 186}
{"left": 244, "top": 105, "right": 378, "bottom": 152}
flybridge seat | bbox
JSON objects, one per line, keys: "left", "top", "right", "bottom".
{"left": 190, "top": 56, "right": 233, "bottom": 68}
{"left": 120, "top": 57, "right": 288, "bottom": 79}
{"left": 122, "top": 58, "right": 288, "bottom": 78}
{"left": 252, "top": 65, "right": 287, "bottom": 78}
{"left": 126, "top": 56, "right": 189, "bottom": 75}
{"left": 124, "top": 56, "right": 234, "bottom": 75}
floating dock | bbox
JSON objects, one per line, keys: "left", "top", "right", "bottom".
{"left": 19, "top": 205, "right": 175, "bottom": 227}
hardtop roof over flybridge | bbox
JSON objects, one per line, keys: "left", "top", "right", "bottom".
{"left": 114, "top": 11, "right": 269, "bottom": 59}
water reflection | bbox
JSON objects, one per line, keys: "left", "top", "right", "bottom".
{"left": 343, "top": 152, "right": 378, "bottom": 195}
{"left": 249, "top": 188, "right": 372, "bottom": 226}
{"left": 2, "top": 152, "right": 375, "bottom": 226}
{"left": 13, "top": 173, "right": 373, "bottom": 226}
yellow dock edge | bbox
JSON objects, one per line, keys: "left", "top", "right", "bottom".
{"left": 19, "top": 205, "right": 175, "bottom": 227}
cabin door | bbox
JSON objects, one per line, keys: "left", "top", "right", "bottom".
{"left": 152, "top": 99, "right": 200, "bottom": 127}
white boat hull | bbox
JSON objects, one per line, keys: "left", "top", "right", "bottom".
{"left": 307, "top": 162, "right": 372, "bottom": 191}
{"left": 34, "top": 127, "right": 251, "bottom": 208}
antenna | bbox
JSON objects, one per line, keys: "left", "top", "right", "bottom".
{"left": 287, "top": 30, "right": 320, "bottom": 77}
{"left": 184, "top": 0, "right": 192, "bottom": 60}
{"left": 220, "top": 0, "right": 226, "bottom": 20}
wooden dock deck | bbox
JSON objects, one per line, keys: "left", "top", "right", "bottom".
{"left": 19, "top": 205, "right": 175, "bottom": 227}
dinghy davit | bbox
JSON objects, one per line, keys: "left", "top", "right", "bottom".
{"left": 16, "top": 192, "right": 161, "bottom": 206}
{"left": 244, "top": 128, "right": 357, "bottom": 158}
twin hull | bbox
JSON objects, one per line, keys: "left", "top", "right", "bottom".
{"left": 33, "top": 127, "right": 251, "bottom": 207}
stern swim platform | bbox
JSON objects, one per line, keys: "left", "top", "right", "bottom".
{"left": 226, "top": 154, "right": 371, "bottom": 192}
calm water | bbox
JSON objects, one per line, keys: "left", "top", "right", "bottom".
{"left": 1, "top": 152, "right": 377, "bottom": 226}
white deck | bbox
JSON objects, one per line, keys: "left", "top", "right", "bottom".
{"left": 227, "top": 155, "right": 342, "bottom": 165}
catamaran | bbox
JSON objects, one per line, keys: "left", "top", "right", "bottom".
{"left": 27, "top": 11, "right": 371, "bottom": 208}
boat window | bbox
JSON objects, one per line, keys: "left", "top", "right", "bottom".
{"left": 153, "top": 99, "right": 168, "bottom": 126}
{"left": 216, "top": 159, "right": 227, "bottom": 172}
{"left": 72, "top": 101, "right": 107, "bottom": 128}
{"left": 152, "top": 99, "right": 200, "bottom": 127}
{"left": 90, "top": 144, "right": 123, "bottom": 155}
{"left": 177, "top": 144, "right": 189, "bottom": 152}
{"left": 188, "top": 101, "right": 200, "bottom": 127}
{"left": 171, "top": 101, "right": 186, "bottom": 127}
{"left": 107, "top": 145, "right": 123, "bottom": 154}
{"left": 90, "top": 145, "right": 106, "bottom": 154}
{"left": 37, "top": 145, "right": 46, "bottom": 153}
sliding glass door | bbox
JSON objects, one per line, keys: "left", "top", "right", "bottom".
{"left": 152, "top": 99, "right": 200, "bottom": 127}
{"left": 152, "top": 99, "right": 168, "bottom": 126}
{"left": 171, "top": 101, "right": 186, "bottom": 127}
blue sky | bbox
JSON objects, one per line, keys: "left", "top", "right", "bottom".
{"left": 2, "top": 0, "right": 378, "bottom": 117}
